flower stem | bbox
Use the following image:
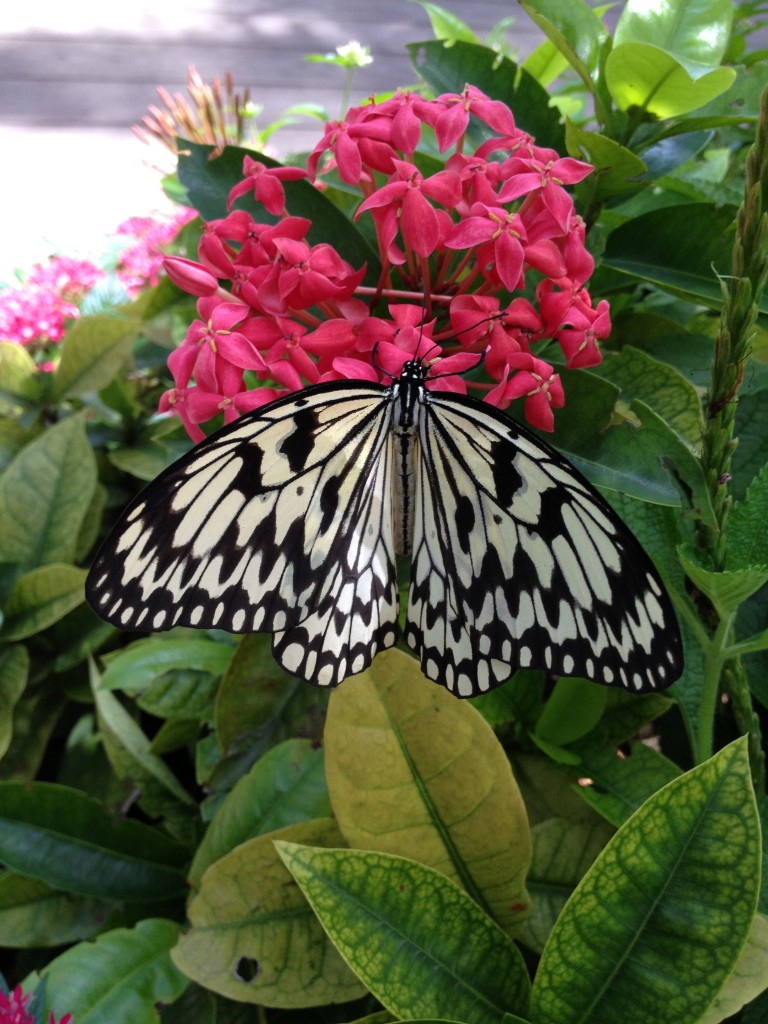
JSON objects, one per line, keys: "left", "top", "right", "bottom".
{"left": 695, "top": 85, "right": 768, "bottom": 782}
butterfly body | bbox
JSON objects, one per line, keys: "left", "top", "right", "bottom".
{"left": 87, "top": 361, "right": 683, "bottom": 697}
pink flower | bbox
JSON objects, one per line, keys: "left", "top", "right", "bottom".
{"left": 163, "top": 256, "right": 220, "bottom": 296}
{"left": 227, "top": 157, "right": 308, "bottom": 215}
{"left": 0, "top": 984, "right": 71, "bottom": 1024}
{"left": 415, "top": 84, "right": 518, "bottom": 151}
{"left": 487, "top": 354, "right": 565, "bottom": 432}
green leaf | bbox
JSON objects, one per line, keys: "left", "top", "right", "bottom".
{"left": 530, "top": 738, "right": 761, "bottom": 1024}
{"left": 51, "top": 314, "right": 140, "bottom": 401}
{"left": 593, "top": 346, "right": 704, "bottom": 448}
{"left": 41, "top": 919, "right": 188, "bottom": 1024}
{"left": 417, "top": 2, "right": 481, "bottom": 43}
{"left": 213, "top": 633, "right": 327, "bottom": 758}
{"left": 188, "top": 738, "right": 331, "bottom": 888}
{"left": 0, "top": 413, "right": 97, "bottom": 569}
{"left": 522, "top": 816, "right": 615, "bottom": 954}
{"left": 173, "top": 819, "right": 365, "bottom": 1008}
{"left": 602, "top": 203, "right": 751, "bottom": 312}
{"left": 100, "top": 637, "right": 233, "bottom": 692}
{"left": 324, "top": 650, "right": 531, "bottom": 935}
{"left": 92, "top": 670, "right": 198, "bottom": 821}
{"left": 0, "top": 645, "right": 28, "bottom": 760}
{"left": 679, "top": 544, "right": 768, "bottom": 617}
{"left": 0, "top": 872, "right": 109, "bottom": 948}
{"left": 0, "top": 565, "right": 87, "bottom": 641}
{"left": 177, "top": 143, "right": 379, "bottom": 284}
{"left": 605, "top": 43, "right": 736, "bottom": 118}
{"left": 407, "top": 40, "right": 564, "bottom": 151}
{"left": 277, "top": 842, "right": 531, "bottom": 1022}
{"left": 533, "top": 678, "right": 607, "bottom": 747}
{"left": 519, "top": 0, "right": 608, "bottom": 85}
{"left": 521, "top": 39, "right": 570, "bottom": 88}
{"left": 699, "top": 913, "right": 768, "bottom": 1024}
{"left": 728, "top": 464, "right": 768, "bottom": 570}
{"left": 0, "top": 781, "right": 188, "bottom": 900}
{"left": 614, "top": 0, "right": 732, "bottom": 66}
{"left": 0, "top": 342, "right": 40, "bottom": 408}
{"left": 571, "top": 738, "right": 682, "bottom": 826}
{"left": 565, "top": 123, "right": 647, "bottom": 199}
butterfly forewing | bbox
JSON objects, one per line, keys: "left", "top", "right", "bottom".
{"left": 87, "top": 364, "right": 683, "bottom": 697}
{"left": 87, "top": 381, "right": 401, "bottom": 681}
{"left": 405, "top": 391, "right": 683, "bottom": 695}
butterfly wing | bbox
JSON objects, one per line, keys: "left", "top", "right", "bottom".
{"left": 86, "top": 381, "right": 400, "bottom": 686}
{"left": 406, "top": 391, "right": 683, "bottom": 697}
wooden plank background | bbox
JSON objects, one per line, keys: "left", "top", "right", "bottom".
{"left": 1, "top": 0, "right": 547, "bottom": 275}
{"left": 0, "top": 0, "right": 542, "bottom": 153}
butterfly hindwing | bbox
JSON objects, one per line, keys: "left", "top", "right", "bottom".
{"left": 86, "top": 381, "right": 401, "bottom": 685}
{"left": 405, "top": 391, "right": 683, "bottom": 696}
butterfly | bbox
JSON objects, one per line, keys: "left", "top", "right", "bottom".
{"left": 86, "top": 352, "right": 684, "bottom": 698}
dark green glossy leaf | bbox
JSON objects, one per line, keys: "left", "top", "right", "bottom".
{"left": 727, "top": 463, "right": 768, "bottom": 569}
{"left": 0, "top": 872, "right": 109, "bottom": 948}
{"left": 177, "top": 143, "right": 379, "bottom": 284}
{"left": 0, "top": 782, "right": 188, "bottom": 901}
{"left": 530, "top": 738, "right": 760, "bottom": 1024}
{"left": 100, "top": 637, "right": 233, "bottom": 692}
{"left": 407, "top": 40, "right": 564, "bottom": 151}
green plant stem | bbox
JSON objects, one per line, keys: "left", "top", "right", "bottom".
{"left": 694, "top": 86, "right": 768, "bottom": 778}
{"left": 696, "top": 613, "right": 734, "bottom": 767}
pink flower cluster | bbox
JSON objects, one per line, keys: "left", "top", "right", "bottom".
{"left": 162, "top": 84, "right": 610, "bottom": 436}
{"left": 114, "top": 209, "right": 196, "bottom": 296}
{"left": 0, "top": 257, "right": 103, "bottom": 348}
{"left": 0, "top": 985, "right": 70, "bottom": 1024}
{"left": 0, "top": 210, "right": 195, "bottom": 355}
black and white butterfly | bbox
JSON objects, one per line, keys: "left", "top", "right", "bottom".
{"left": 86, "top": 355, "right": 683, "bottom": 698}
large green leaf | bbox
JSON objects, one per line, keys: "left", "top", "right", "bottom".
{"left": 570, "top": 738, "right": 681, "bottom": 826}
{"left": 0, "top": 872, "right": 109, "bottom": 948}
{"left": 324, "top": 649, "right": 531, "bottom": 935}
{"left": 213, "top": 633, "right": 328, "bottom": 759}
{"left": 173, "top": 818, "right": 365, "bottom": 1008}
{"left": 727, "top": 463, "right": 768, "bottom": 570}
{"left": 40, "top": 919, "right": 188, "bottom": 1024}
{"left": 0, "top": 342, "right": 40, "bottom": 410}
{"left": 699, "top": 914, "right": 768, "bottom": 1024}
{"left": 565, "top": 123, "right": 647, "bottom": 199}
{"left": 0, "top": 565, "right": 88, "bottom": 641}
{"left": 277, "top": 842, "right": 531, "bottom": 1023}
{"left": 606, "top": 43, "right": 736, "bottom": 118}
{"left": 188, "top": 738, "right": 331, "bottom": 888}
{"left": 406, "top": 40, "right": 564, "bottom": 151}
{"left": 519, "top": 0, "right": 609, "bottom": 84}
{"left": 0, "top": 413, "right": 97, "bottom": 569}
{"left": 92, "top": 670, "right": 197, "bottom": 826}
{"left": 613, "top": 0, "right": 732, "bottom": 65}
{"left": 50, "top": 314, "right": 140, "bottom": 401}
{"left": 177, "top": 143, "right": 379, "bottom": 284}
{"left": 592, "top": 345, "right": 704, "bottom": 447}
{"left": 522, "top": 816, "right": 614, "bottom": 954}
{"left": 530, "top": 738, "right": 761, "bottom": 1024}
{"left": 0, "top": 781, "right": 188, "bottom": 901}
{"left": 602, "top": 203, "right": 750, "bottom": 311}
{"left": 100, "top": 637, "right": 233, "bottom": 692}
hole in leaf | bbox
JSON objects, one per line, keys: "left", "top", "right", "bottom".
{"left": 234, "top": 956, "right": 261, "bottom": 983}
